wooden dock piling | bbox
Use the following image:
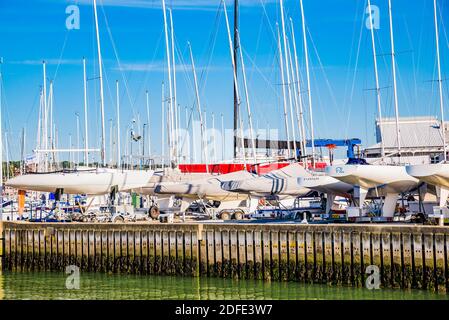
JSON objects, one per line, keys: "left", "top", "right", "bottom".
{"left": 2, "top": 222, "right": 449, "bottom": 292}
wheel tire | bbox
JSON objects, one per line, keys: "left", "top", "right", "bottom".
{"left": 149, "top": 206, "right": 160, "bottom": 220}
{"left": 233, "top": 210, "right": 244, "bottom": 220}
{"left": 221, "top": 211, "right": 231, "bottom": 221}
{"left": 305, "top": 211, "right": 312, "bottom": 221}
{"left": 113, "top": 216, "right": 124, "bottom": 224}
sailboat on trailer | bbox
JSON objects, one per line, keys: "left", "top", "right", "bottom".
{"left": 325, "top": 0, "right": 419, "bottom": 217}
{"left": 406, "top": 0, "right": 448, "bottom": 223}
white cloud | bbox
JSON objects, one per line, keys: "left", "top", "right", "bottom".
{"left": 113, "top": 61, "right": 223, "bottom": 72}
{"left": 71, "top": 0, "right": 276, "bottom": 11}
{"left": 9, "top": 59, "right": 82, "bottom": 66}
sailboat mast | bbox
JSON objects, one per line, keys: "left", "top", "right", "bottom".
{"left": 116, "top": 80, "right": 121, "bottom": 168}
{"left": 299, "top": 0, "right": 315, "bottom": 166}
{"left": 212, "top": 112, "right": 217, "bottom": 163}
{"left": 280, "top": 0, "right": 297, "bottom": 161}
{"left": 37, "top": 88, "right": 42, "bottom": 171}
{"left": 223, "top": 0, "right": 248, "bottom": 162}
{"left": 161, "top": 82, "right": 165, "bottom": 167}
{"left": 221, "top": 113, "right": 225, "bottom": 161}
{"left": 48, "top": 80, "right": 54, "bottom": 167}
{"left": 169, "top": 9, "right": 179, "bottom": 164}
{"left": 109, "top": 119, "right": 113, "bottom": 166}
{"left": 367, "top": 0, "right": 385, "bottom": 159}
{"left": 434, "top": 0, "right": 446, "bottom": 162}
{"left": 388, "top": 0, "right": 401, "bottom": 161}
{"left": 83, "top": 57, "right": 89, "bottom": 166}
{"left": 276, "top": 23, "right": 292, "bottom": 159}
{"left": 289, "top": 18, "right": 307, "bottom": 159}
{"left": 76, "top": 112, "right": 80, "bottom": 166}
{"left": 236, "top": 30, "right": 257, "bottom": 164}
{"left": 42, "top": 61, "right": 48, "bottom": 171}
{"left": 188, "top": 42, "right": 210, "bottom": 173}
{"left": 93, "top": 0, "right": 106, "bottom": 167}
{"left": 146, "top": 90, "right": 151, "bottom": 158}
{"left": 233, "top": 0, "right": 239, "bottom": 159}
{"left": 5, "top": 132, "right": 9, "bottom": 180}
{"left": 48, "top": 80, "right": 54, "bottom": 169}
{"left": 161, "top": 0, "right": 175, "bottom": 166}
{"left": 21, "top": 128, "right": 26, "bottom": 174}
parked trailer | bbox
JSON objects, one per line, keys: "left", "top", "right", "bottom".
{"left": 251, "top": 197, "right": 325, "bottom": 221}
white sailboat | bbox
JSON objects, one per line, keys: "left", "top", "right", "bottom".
{"left": 153, "top": 170, "right": 257, "bottom": 213}
{"left": 406, "top": 0, "right": 448, "bottom": 223}
{"left": 6, "top": 0, "right": 154, "bottom": 196}
{"left": 326, "top": 0, "right": 419, "bottom": 217}
{"left": 221, "top": 163, "right": 312, "bottom": 198}
{"left": 138, "top": 168, "right": 211, "bottom": 196}
{"left": 6, "top": 168, "right": 154, "bottom": 195}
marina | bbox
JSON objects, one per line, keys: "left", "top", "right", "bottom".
{"left": 0, "top": 0, "right": 448, "bottom": 304}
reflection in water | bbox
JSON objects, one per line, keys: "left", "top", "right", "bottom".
{"left": 0, "top": 271, "right": 447, "bottom": 300}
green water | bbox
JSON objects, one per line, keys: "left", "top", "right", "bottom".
{"left": 0, "top": 271, "right": 447, "bottom": 300}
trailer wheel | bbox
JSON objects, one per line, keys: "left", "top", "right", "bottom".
{"left": 233, "top": 210, "right": 244, "bottom": 220}
{"left": 112, "top": 215, "right": 124, "bottom": 223}
{"left": 149, "top": 206, "right": 160, "bottom": 220}
{"left": 220, "top": 211, "right": 231, "bottom": 221}
{"left": 298, "top": 211, "right": 312, "bottom": 221}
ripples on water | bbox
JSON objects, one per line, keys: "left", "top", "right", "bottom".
{"left": 0, "top": 271, "right": 447, "bottom": 300}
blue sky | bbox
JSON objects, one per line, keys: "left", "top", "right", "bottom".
{"left": 0, "top": 0, "right": 448, "bottom": 162}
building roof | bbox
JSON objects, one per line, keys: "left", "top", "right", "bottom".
{"left": 366, "top": 116, "right": 445, "bottom": 151}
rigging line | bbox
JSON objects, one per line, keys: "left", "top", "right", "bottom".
{"left": 52, "top": 27, "right": 70, "bottom": 81}
{"left": 243, "top": 48, "right": 278, "bottom": 97}
{"left": 0, "top": 77, "right": 13, "bottom": 141}
{"left": 176, "top": 40, "right": 196, "bottom": 102}
{"left": 258, "top": 0, "right": 276, "bottom": 42}
{"left": 179, "top": 107, "right": 195, "bottom": 157}
{"left": 248, "top": 4, "right": 267, "bottom": 83}
{"left": 99, "top": 2, "right": 138, "bottom": 120}
{"left": 396, "top": 70, "right": 419, "bottom": 147}
{"left": 306, "top": 26, "right": 338, "bottom": 131}
{"left": 198, "top": 1, "right": 222, "bottom": 93}
{"left": 342, "top": 0, "right": 364, "bottom": 130}
{"left": 174, "top": 45, "right": 198, "bottom": 154}
{"left": 403, "top": 14, "right": 420, "bottom": 114}
{"left": 52, "top": 0, "right": 81, "bottom": 81}
{"left": 178, "top": 44, "right": 197, "bottom": 112}
{"left": 130, "top": 28, "right": 164, "bottom": 112}
{"left": 345, "top": 0, "right": 366, "bottom": 138}
{"left": 437, "top": 0, "right": 449, "bottom": 50}
{"left": 25, "top": 87, "right": 40, "bottom": 125}
{"left": 0, "top": 84, "right": 18, "bottom": 161}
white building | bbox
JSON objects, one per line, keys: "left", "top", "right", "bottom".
{"left": 363, "top": 117, "right": 447, "bottom": 165}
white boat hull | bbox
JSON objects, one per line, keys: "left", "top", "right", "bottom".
{"left": 298, "top": 175, "right": 353, "bottom": 198}
{"left": 406, "top": 163, "right": 449, "bottom": 189}
{"left": 406, "top": 163, "right": 449, "bottom": 208}
{"left": 6, "top": 169, "right": 154, "bottom": 195}
{"left": 221, "top": 163, "right": 312, "bottom": 197}
{"left": 326, "top": 164, "right": 419, "bottom": 217}
{"left": 153, "top": 170, "right": 255, "bottom": 202}
{"left": 326, "top": 164, "right": 419, "bottom": 194}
